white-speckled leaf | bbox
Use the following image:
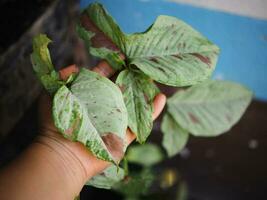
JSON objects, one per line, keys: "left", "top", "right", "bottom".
{"left": 125, "top": 15, "right": 219, "bottom": 87}
{"left": 53, "top": 68, "right": 128, "bottom": 163}
{"left": 84, "top": 2, "right": 125, "bottom": 50}
{"left": 168, "top": 80, "right": 253, "bottom": 136}
{"left": 78, "top": 3, "right": 125, "bottom": 70}
{"left": 161, "top": 113, "right": 189, "bottom": 157}
{"left": 86, "top": 165, "right": 125, "bottom": 189}
{"left": 116, "top": 70, "right": 159, "bottom": 143}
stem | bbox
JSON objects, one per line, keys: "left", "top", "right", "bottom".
{"left": 123, "top": 157, "right": 129, "bottom": 176}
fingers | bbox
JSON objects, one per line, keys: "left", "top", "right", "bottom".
{"left": 58, "top": 61, "right": 116, "bottom": 81}
{"left": 59, "top": 61, "right": 115, "bottom": 79}
{"left": 152, "top": 93, "right": 166, "bottom": 120}
{"left": 91, "top": 54, "right": 125, "bottom": 78}
{"left": 125, "top": 128, "right": 136, "bottom": 145}
{"left": 59, "top": 64, "right": 79, "bottom": 81}
{"left": 59, "top": 56, "right": 124, "bottom": 79}
{"left": 91, "top": 61, "right": 115, "bottom": 78}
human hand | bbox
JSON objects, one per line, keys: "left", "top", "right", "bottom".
{"left": 38, "top": 61, "right": 166, "bottom": 182}
{"left": 0, "top": 60, "right": 166, "bottom": 200}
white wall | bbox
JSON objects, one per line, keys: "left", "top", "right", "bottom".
{"left": 168, "top": 0, "right": 267, "bottom": 20}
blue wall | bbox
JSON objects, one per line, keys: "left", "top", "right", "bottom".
{"left": 81, "top": 0, "right": 267, "bottom": 101}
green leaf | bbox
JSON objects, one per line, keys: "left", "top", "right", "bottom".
{"left": 52, "top": 68, "right": 128, "bottom": 163}
{"left": 161, "top": 113, "right": 189, "bottom": 157}
{"left": 84, "top": 2, "right": 125, "bottom": 49}
{"left": 125, "top": 15, "right": 219, "bottom": 87}
{"left": 168, "top": 80, "right": 253, "bottom": 136}
{"left": 116, "top": 70, "right": 159, "bottom": 143}
{"left": 31, "top": 34, "right": 53, "bottom": 73}
{"left": 113, "top": 168, "right": 154, "bottom": 197}
{"left": 78, "top": 3, "right": 125, "bottom": 70}
{"left": 31, "top": 34, "right": 62, "bottom": 94}
{"left": 126, "top": 143, "right": 164, "bottom": 167}
{"left": 76, "top": 24, "right": 125, "bottom": 71}
{"left": 76, "top": 23, "right": 94, "bottom": 48}
{"left": 39, "top": 73, "right": 62, "bottom": 95}
{"left": 86, "top": 165, "right": 125, "bottom": 189}
{"left": 90, "top": 47, "right": 125, "bottom": 71}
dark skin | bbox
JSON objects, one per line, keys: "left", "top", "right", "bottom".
{"left": 0, "top": 61, "right": 166, "bottom": 200}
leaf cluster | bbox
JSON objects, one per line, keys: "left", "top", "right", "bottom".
{"left": 31, "top": 2, "right": 252, "bottom": 195}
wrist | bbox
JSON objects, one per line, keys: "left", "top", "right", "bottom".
{"left": 36, "top": 129, "right": 110, "bottom": 181}
{"left": 0, "top": 133, "right": 90, "bottom": 200}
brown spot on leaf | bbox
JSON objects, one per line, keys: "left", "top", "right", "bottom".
{"left": 65, "top": 127, "right": 74, "bottom": 136}
{"left": 144, "top": 93, "right": 149, "bottom": 104}
{"left": 123, "top": 175, "right": 131, "bottom": 183}
{"left": 119, "top": 84, "right": 126, "bottom": 92}
{"left": 65, "top": 117, "right": 81, "bottom": 136}
{"left": 172, "top": 54, "right": 182, "bottom": 59}
{"left": 157, "top": 67, "right": 166, "bottom": 73}
{"left": 226, "top": 115, "right": 232, "bottom": 122}
{"left": 99, "top": 172, "right": 105, "bottom": 176}
{"left": 116, "top": 108, "right": 121, "bottom": 113}
{"left": 190, "top": 53, "right": 211, "bottom": 67}
{"left": 80, "top": 14, "right": 120, "bottom": 51}
{"left": 150, "top": 57, "right": 159, "bottom": 64}
{"left": 102, "top": 133, "right": 124, "bottom": 163}
{"left": 188, "top": 112, "right": 200, "bottom": 124}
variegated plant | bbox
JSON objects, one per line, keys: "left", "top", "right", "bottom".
{"left": 31, "top": 2, "right": 252, "bottom": 196}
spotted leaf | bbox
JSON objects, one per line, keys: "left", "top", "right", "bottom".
{"left": 78, "top": 3, "right": 125, "bottom": 70}
{"left": 125, "top": 15, "right": 219, "bottom": 86}
{"left": 53, "top": 68, "right": 128, "bottom": 163}
{"left": 116, "top": 70, "right": 159, "bottom": 143}
{"left": 167, "top": 80, "right": 253, "bottom": 136}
